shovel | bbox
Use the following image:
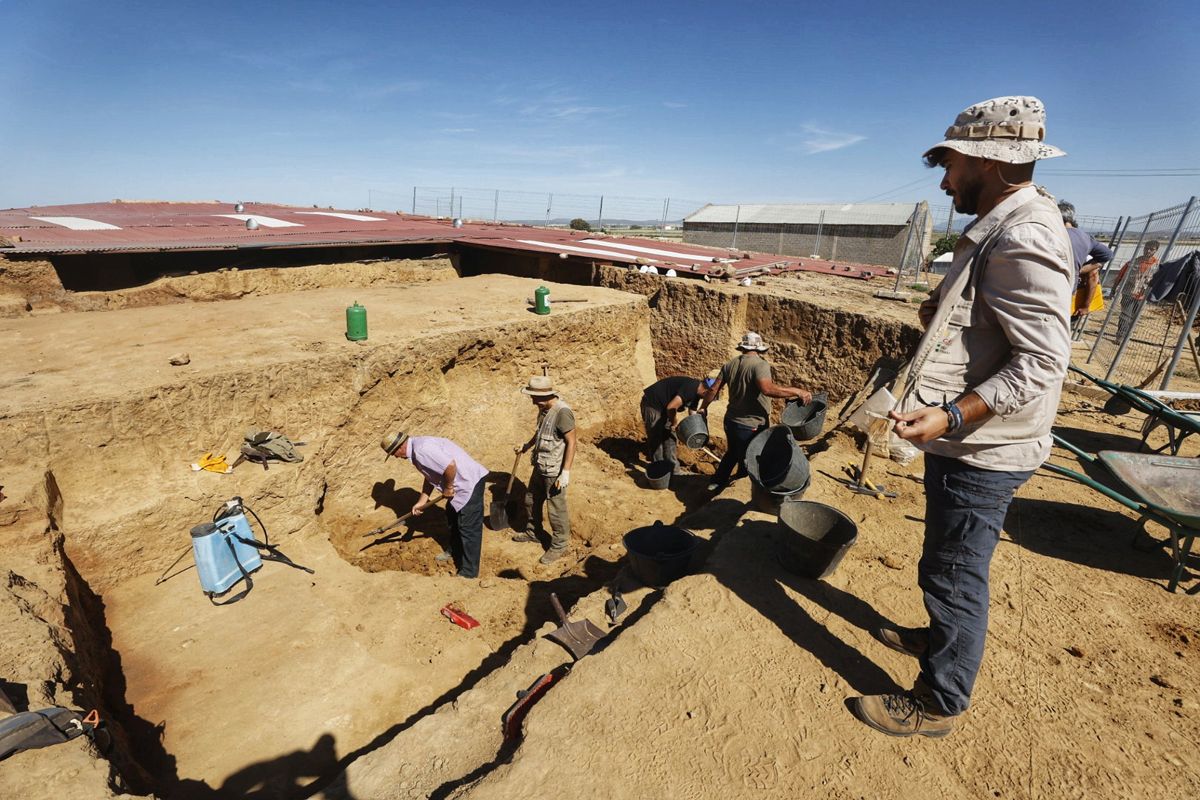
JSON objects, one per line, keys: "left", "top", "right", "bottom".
{"left": 361, "top": 493, "right": 444, "bottom": 538}
{"left": 546, "top": 593, "right": 605, "bottom": 660}
{"left": 489, "top": 450, "right": 523, "bottom": 531}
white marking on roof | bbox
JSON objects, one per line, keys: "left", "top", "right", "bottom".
{"left": 294, "top": 212, "right": 387, "bottom": 222}
{"left": 29, "top": 216, "right": 122, "bottom": 231}
{"left": 579, "top": 239, "right": 716, "bottom": 262}
{"left": 214, "top": 214, "right": 303, "bottom": 228}
{"left": 515, "top": 240, "right": 644, "bottom": 262}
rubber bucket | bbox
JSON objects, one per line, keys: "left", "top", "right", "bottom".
{"left": 781, "top": 391, "right": 828, "bottom": 440}
{"left": 745, "top": 425, "right": 810, "bottom": 493}
{"left": 623, "top": 521, "right": 698, "bottom": 587}
{"left": 776, "top": 501, "right": 857, "bottom": 580}
{"left": 674, "top": 414, "right": 709, "bottom": 449}
{"left": 750, "top": 476, "right": 810, "bottom": 515}
{"left": 646, "top": 460, "right": 673, "bottom": 490}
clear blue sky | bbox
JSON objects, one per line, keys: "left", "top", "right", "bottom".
{"left": 2, "top": 0, "right": 1197, "bottom": 219}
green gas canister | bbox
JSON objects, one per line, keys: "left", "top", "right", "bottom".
{"left": 346, "top": 302, "right": 368, "bottom": 341}
{"left": 533, "top": 286, "right": 551, "bottom": 315}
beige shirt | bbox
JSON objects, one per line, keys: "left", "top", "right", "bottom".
{"left": 911, "top": 186, "right": 1073, "bottom": 471}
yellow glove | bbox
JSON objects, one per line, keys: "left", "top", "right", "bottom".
{"left": 191, "top": 452, "right": 232, "bottom": 474}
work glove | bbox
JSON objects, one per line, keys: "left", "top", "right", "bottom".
{"left": 555, "top": 470, "right": 570, "bottom": 490}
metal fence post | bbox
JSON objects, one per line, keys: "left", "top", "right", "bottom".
{"left": 546, "top": 194, "right": 553, "bottom": 225}
{"left": 493, "top": 190, "right": 499, "bottom": 223}
{"left": 945, "top": 206, "right": 955, "bottom": 236}
{"left": 813, "top": 210, "right": 824, "bottom": 257}
{"left": 1090, "top": 212, "right": 1155, "bottom": 366}
{"left": 597, "top": 196, "right": 604, "bottom": 230}
{"left": 732, "top": 205, "right": 742, "bottom": 249}
{"left": 1157, "top": 197, "right": 1199, "bottom": 389}
{"left": 893, "top": 202, "right": 922, "bottom": 291}
{"left": 411, "top": 187, "right": 417, "bottom": 214}
{"left": 1156, "top": 196, "right": 1196, "bottom": 266}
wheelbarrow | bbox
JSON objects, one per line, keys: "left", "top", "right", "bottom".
{"left": 1044, "top": 433, "right": 1200, "bottom": 593}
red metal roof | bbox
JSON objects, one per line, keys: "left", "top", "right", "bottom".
{"left": 0, "top": 201, "right": 893, "bottom": 281}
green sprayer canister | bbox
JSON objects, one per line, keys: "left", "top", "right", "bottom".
{"left": 534, "top": 286, "right": 551, "bottom": 315}
{"left": 346, "top": 301, "right": 368, "bottom": 341}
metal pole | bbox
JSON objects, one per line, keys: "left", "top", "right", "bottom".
{"left": 493, "top": 190, "right": 499, "bottom": 223}
{"left": 778, "top": 225, "right": 784, "bottom": 255}
{"left": 546, "top": 194, "right": 552, "bottom": 226}
{"left": 661, "top": 197, "right": 668, "bottom": 230}
{"left": 664, "top": 198, "right": 671, "bottom": 230}
{"left": 412, "top": 187, "right": 417, "bottom": 214}
{"left": 1157, "top": 197, "right": 1200, "bottom": 389}
{"left": 894, "top": 202, "right": 922, "bottom": 292}
{"left": 597, "top": 195, "right": 604, "bottom": 231}
{"left": 1089, "top": 212, "right": 1155, "bottom": 365}
{"left": 813, "top": 210, "right": 824, "bottom": 257}
{"left": 1097, "top": 215, "right": 1132, "bottom": 288}
{"left": 945, "top": 206, "right": 955, "bottom": 236}
{"left": 732, "top": 204, "right": 742, "bottom": 249}
{"left": 1155, "top": 196, "right": 1196, "bottom": 266}
{"left": 449, "top": 187, "right": 455, "bottom": 220}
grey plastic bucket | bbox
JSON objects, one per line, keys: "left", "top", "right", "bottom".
{"left": 745, "top": 425, "right": 810, "bottom": 493}
{"left": 776, "top": 501, "right": 857, "bottom": 580}
{"left": 623, "top": 521, "right": 697, "bottom": 586}
{"left": 750, "top": 476, "right": 810, "bottom": 515}
{"left": 646, "top": 460, "right": 673, "bottom": 490}
{"left": 781, "top": 391, "right": 828, "bottom": 440}
{"left": 674, "top": 414, "right": 709, "bottom": 449}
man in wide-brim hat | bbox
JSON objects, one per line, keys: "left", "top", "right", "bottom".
{"left": 513, "top": 375, "right": 577, "bottom": 564}
{"left": 850, "top": 96, "right": 1073, "bottom": 739}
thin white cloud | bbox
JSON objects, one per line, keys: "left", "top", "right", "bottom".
{"left": 796, "top": 124, "right": 866, "bottom": 154}
{"left": 663, "top": 101, "right": 688, "bottom": 109}
{"left": 438, "top": 128, "right": 477, "bottom": 134}
{"left": 493, "top": 83, "right": 621, "bottom": 122}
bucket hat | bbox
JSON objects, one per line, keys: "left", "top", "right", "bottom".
{"left": 923, "top": 96, "right": 1066, "bottom": 165}
{"left": 381, "top": 431, "right": 408, "bottom": 460}
{"left": 737, "top": 331, "right": 769, "bottom": 352}
{"left": 521, "top": 375, "right": 558, "bottom": 397}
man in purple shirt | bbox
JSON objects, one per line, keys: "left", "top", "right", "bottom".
{"left": 381, "top": 431, "right": 490, "bottom": 579}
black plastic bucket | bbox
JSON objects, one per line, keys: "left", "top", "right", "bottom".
{"left": 745, "top": 425, "right": 810, "bottom": 492}
{"left": 781, "top": 391, "right": 828, "bottom": 440}
{"left": 623, "top": 521, "right": 698, "bottom": 587}
{"left": 645, "top": 460, "right": 673, "bottom": 490}
{"left": 750, "top": 476, "right": 810, "bottom": 515}
{"left": 776, "top": 501, "right": 857, "bottom": 580}
{"left": 674, "top": 414, "right": 709, "bottom": 449}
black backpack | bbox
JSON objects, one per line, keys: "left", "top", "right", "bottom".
{"left": 0, "top": 707, "right": 103, "bottom": 761}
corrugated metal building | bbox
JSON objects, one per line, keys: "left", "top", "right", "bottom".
{"left": 683, "top": 202, "right": 931, "bottom": 267}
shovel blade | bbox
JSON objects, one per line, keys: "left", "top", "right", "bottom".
{"left": 489, "top": 499, "right": 509, "bottom": 531}
{"left": 547, "top": 620, "right": 605, "bottom": 660}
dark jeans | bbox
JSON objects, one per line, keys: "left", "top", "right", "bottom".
{"left": 446, "top": 479, "right": 486, "bottom": 578}
{"left": 918, "top": 454, "right": 1033, "bottom": 715}
{"left": 712, "top": 418, "right": 765, "bottom": 485}
{"left": 640, "top": 397, "right": 677, "bottom": 467}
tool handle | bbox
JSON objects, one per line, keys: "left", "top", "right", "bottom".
{"left": 505, "top": 449, "right": 522, "bottom": 493}
{"left": 549, "top": 593, "right": 570, "bottom": 625}
{"left": 363, "top": 492, "right": 443, "bottom": 536}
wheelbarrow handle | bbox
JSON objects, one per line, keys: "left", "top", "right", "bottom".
{"left": 1041, "top": 462, "right": 1145, "bottom": 515}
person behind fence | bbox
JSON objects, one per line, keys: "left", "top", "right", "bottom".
{"left": 640, "top": 372, "right": 718, "bottom": 474}
{"left": 1114, "top": 240, "right": 1160, "bottom": 341}
{"left": 1058, "top": 200, "right": 1113, "bottom": 329}
{"left": 849, "top": 96, "right": 1072, "bottom": 740}
{"left": 380, "top": 431, "right": 489, "bottom": 580}
{"left": 703, "top": 332, "right": 812, "bottom": 493}
{"left": 512, "top": 375, "right": 576, "bottom": 564}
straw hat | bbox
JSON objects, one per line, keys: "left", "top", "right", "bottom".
{"left": 521, "top": 375, "right": 558, "bottom": 397}
{"left": 380, "top": 431, "right": 408, "bottom": 460}
{"left": 922, "top": 96, "right": 1066, "bottom": 165}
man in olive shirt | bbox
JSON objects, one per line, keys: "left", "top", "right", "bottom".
{"left": 704, "top": 332, "right": 811, "bottom": 492}
{"left": 641, "top": 373, "right": 717, "bottom": 474}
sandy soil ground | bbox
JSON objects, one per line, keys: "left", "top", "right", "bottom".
{"left": 1, "top": 259, "right": 1198, "bottom": 800}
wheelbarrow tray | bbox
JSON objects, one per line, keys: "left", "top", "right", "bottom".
{"left": 1098, "top": 451, "right": 1200, "bottom": 528}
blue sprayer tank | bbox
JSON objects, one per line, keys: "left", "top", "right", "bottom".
{"left": 191, "top": 499, "right": 263, "bottom": 597}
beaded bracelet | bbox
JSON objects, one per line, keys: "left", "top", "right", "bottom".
{"left": 942, "top": 402, "right": 964, "bottom": 434}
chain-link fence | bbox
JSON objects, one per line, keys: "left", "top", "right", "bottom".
{"left": 1080, "top": 196, "right": 1200, "bottom": 390}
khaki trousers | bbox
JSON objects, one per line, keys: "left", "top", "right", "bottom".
{"left": 525, "top": 471, "right": 570, "bottom": 550}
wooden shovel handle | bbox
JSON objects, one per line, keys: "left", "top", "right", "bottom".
{"left": 549, "top": 592, "right": 570, "bottom": 624}
{"left": 362, "top": 492, "right": 444, "bottom": 536}
{"left": 505, "top": 449, "right": 522, "bottom": 494}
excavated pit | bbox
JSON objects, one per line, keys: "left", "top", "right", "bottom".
{"left": 0, "top": 252, "right": 922, "bottom": 798}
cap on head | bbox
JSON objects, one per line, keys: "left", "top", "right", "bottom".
{"left": 923, "top": 96, "right": 1066, "bottom": 165}
{"left": 736, "top": 331, "right": 769, "bottom": 352}
{"left": 381, "top": 431, "right": 408, "bottom": 459}
{"left": 521, "top": 375, "right": 558, "bottom": 397}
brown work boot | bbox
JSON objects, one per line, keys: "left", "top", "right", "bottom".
{"left": 512, "top": 529, "right": 539, "bottom": 544}
{"left": 538, "top": 546, "right": 567, "bottom": 565}
{"left": 850, "top": 690, "right": 957, "bottom": 738}
{"left": 875, "top": 626, "right": 929, "bottom": 659}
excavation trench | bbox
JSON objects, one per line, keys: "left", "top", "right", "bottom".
{"left": 0, "top": 255, "right": 918, "bottom": 798}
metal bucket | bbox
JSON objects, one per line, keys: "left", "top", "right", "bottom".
{"left": 781, "top": 391, "right": 828, "bottom": 440}
{"left": 745, "top": 425, "right": 810, "bottom": 493}
{"left": 623, "top": 521, "right": 697, "bottom": 586}
{"left": 776, "top": 501, "right": 857, "bottom": 580}
{"left": 674, "top": 414, "right": 709, "bottom": 449}
{"left": 645, "top": 459, "right": 673, "bottom": 490}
